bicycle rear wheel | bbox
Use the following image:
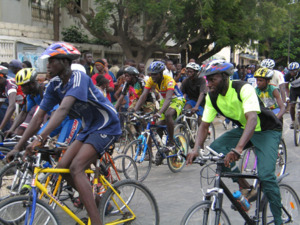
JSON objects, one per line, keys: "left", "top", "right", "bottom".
{"left": 124, "top": 139, "right": 152, "bottom": 182}
{"left": 275, "top": 139, "right": 287, "bottom": 177}
{"left": 0, "top": 195, "right": 60, "bottom": 225}
{"left": 99, "top": 179, "right": 159, "bottom": 225}
{"left": 167, "top": 133, "right": 188, "bottom": 173}
{"left": 115, "top": 127, "right": 134, "bottom": 154}
{"left": 181, "top": 201, "right": 230, "bottom": 225}
{"left": 262, "top": 184, "right": 300, "bottom": 225}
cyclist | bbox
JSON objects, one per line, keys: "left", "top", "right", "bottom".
{"left": 254, "top": 67, "right": 285, "bottom": 120}
{"left": 0, "top": 65, "right": 18, "bottom": 132}
{"left": 243, "top": 64, "right": 256, "bottom": 87}
{"left": 7, "top": 42, "right": 121, "bottom": 225}
{"left": 284, "top": 62, "right": 300, "bottom": 129}
{"left": 115, "top": 66, "right": 155, "bottom": 112}
{"left": 260, "top": 58, "right": 286, "bottom": 103}
{"left": 186, "top": 60, "right": 283, "bottom": 225}
{"left": 180, "top": 62, "right": 207, "bottom": 123}
{"left": 133, "top": 61, "right": 185, "bottom": 164}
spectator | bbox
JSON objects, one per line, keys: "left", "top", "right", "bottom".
{"left": 22, "top": 61, "right": 32, "bottom": 68}
{"left": 96, "top": 75, "right": 110, "bottom": 98}
{"left": 83, "top": 52, "right": 95, "bottom": 77}
{"left": 163, "top": 59, "right": 174, "bottom": 78}
{"left": 109, "top": 59, "right": 120, "bottom": 78}
{"left": 8, "top": 59, "right": 23, "bottom": 78}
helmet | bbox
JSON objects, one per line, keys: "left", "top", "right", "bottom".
{"left": 40, "top": 42, "right": 81, "bottom": 60}
{"left": 124, "top": 66, "right": 139, "bottom": 77}
{"left": 71, "top": 63, "right": 86, "bottom": 73}
{"left": 15, "top": 68, "right": 37, "bottom": 85}
{"left": 186, "top": 62, "right": 200, "bottom": 71}
{"left": 254, "top": 68, "right": 274, "bottom": 80}
{"left": 0, "top": 66, "right": 8, "bottom": 77}
{"left": 260, "top": 59, "right": 275, "bottom": 69}
{"left": 200, "top": 60, "right": 234, "bottom": 77}
{"left": 147, "top": 61, "right": 165, "bottom": 74}
{"left": 288, "top": 62, "right": 300, "bottom": 71}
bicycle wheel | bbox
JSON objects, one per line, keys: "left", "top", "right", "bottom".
{"left": 181, "top": 200, "right": 230, "bottom": 225}
{"left": 205, "top": 123, "right": 216, "bottom": 147}
{"left": 167, "top": 133, "right": 188, "bottom": 173}
{"left": 275, "top": 139, "right": 287, "bottom": 177}
{"left": 294, "top": 118, "right": 300, "bottom": 146}
{"left": 115, "top": 127, "right": 135, "bottom": 154}
{"left": 106, "top": 154, "right": 138, "bottom": 181}
{"left": 262, "top": 184, "right": 300, "bottom": 225}
{"left": 124, "top": 139, "right": 152, "bottom": 182}
{"left": 0, "top": 161, "right": 30, "bottom": 201}
{"left": 0, "top": 195, "right": 60, "bottom": 225}
{"left": 239, "top": 147, "right": 257, "bottom": 174}
{"left": 99, "top": 179, "right": 159, "bottom": 225}
{"left": 174, "top": 123, "right": 190, "bottom": 148}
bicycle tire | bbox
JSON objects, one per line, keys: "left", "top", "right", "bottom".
{"left": 294, "top": 119, "right": 300, "bottom": 146}
{"left": 0, "top": 161, "right": 29, "bottom": 201}
{"left": 180, "top": 200, "right": 231, "bottom": 225}
{"left": 99, "top": 179, "right": 159, "bottom": 225}
{"left": 174, "top": 123, "right": 190, "bottom": 148}
{"left": 275, "top": 139, "right": 287, "bottom": 177}
{"left": 115, "top": 127, "right": 135, "bottom": 154}
{"left": 0, "top": 195, "right": 60, "bottom": 225}
{"left": 124, "top": 139, "right": 152, "bottom": 182}
{"left": 167, "top": 133, "right": 188, "bottom": 173}
{"left": 106, "top": 154, "right": 139, "bottom": 181}
{"left": 262, "top": 183, "right": 300, "bottom": 225}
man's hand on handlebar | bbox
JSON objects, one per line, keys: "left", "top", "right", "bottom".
{"left": 186, "top": 149, "right": 199, "bottom": 165}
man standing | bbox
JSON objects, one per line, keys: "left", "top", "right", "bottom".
{"left": 187, "top": 60, "right": 283, "bottom": 225}
{"left": 163, "top": 59, "right": 174, "bottom": 78}
{"left": 83, "top": 52, "right": 95, "bottom": 77}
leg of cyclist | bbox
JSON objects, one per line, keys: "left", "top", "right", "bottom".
{"left": 251, "top": 130, "right": 283, "bottom": 225}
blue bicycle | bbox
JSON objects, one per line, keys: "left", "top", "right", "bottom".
{"left": 124, "top": 112, "right": 188, "bottom": 182}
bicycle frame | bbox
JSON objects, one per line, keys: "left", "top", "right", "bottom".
{"left": 28, "top": 166, "right": 137, "bottom": 225}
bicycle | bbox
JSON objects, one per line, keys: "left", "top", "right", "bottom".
{"left": 239, "top": 138, "right": 287, "bottom": 178}
{"left": 124, "top": 112, "right": 188, "bottom": 182}
{"left": 292, "top": 101, "right": 300, "bottom": 146}
{"left": 0, "top": 147, "right": 159, "bottom": 225}
{"left": 181, "top": 146, "right": 300, "bottom": 225}
{"left": 174, "top": 109, "right": 215, "bottom": 149}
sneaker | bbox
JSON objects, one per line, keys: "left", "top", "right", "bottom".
{"left": 290, "top": 123, "right": 295, "bottom": 129}
{"left": 222, "top": 121, "right": 228, "bottom": 130}
{"left": 154, "top": 152, "right": 163, "bottom": 166}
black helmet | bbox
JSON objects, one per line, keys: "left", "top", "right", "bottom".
{"left": 124, "top": 66, "right": 139, "bottom": 77}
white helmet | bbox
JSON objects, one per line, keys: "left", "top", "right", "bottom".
{"left": 71, "top": 63, "right": 86, "bottom": 73}
{"left": 186, "top": 62, "right": 200, "bottom": 71}
{"left": 260, "top": 59, "right": 275, "bottom": 69}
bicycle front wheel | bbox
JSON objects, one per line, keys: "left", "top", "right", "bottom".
{"left": 167, "top": 133, "right": 188, "bottom": 173}
{"left": 124, "top": 139, "right": 152, "bottom": 182}
{"left": 0, "top": 195, "right": 60, "bottom": 225}
{"left": 99, "top": 179, "right": 159, "bottom": 225}
{"left": 275, "top": 139, "right": 287, "bottom": 177}
{"left": 181, "top": 200, "right": 230, "bottom": 225}
{"left": 262, "top": 184, "right": 300, "bottom": 225}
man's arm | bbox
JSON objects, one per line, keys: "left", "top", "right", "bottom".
{"left": 157, "top": 89, "right": 173, "bottom": 115}
{"left": 279, "top": 83, "right": 286, "bottom": 103}
{"left": 192, "top": 92, "right": 205, "bottom": 113}
{"left": 6, "top": 110, "right": 28, "bottom": 136}
{"left": 0, "top": 92, "right": 16, "bottom": 131}
{"left": 273, "top": 89, "right": 286, "bottom": 119}
{"left": 134, "top": 88, "right": 150, "bottom": 111}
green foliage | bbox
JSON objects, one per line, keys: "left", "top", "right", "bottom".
{"left": 61, "top": 26, "right": 89, "bottom": 43}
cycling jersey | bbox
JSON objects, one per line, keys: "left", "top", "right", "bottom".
{"left": 255, "top": 85, "right": 278, "bottom": 110}
{"left": 284, "top": 71, "right": 300, "bottom": 88}
{"left": 270, "top": 70, "right": 284, "bottom": 88}
{"left": 244, "top": 73, "right": 256, "bottom": 87}
{"left": 39, "top": 71, "right": 121, "bottom": 138}
{"left": 0, "top": 79, "right": 17, "bottom": 102}
{"left": 145, "top": 75, "right": 183, "bottom": 99}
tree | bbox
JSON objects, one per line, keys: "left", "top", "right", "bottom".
{"left": 31, "top": 0, "right": 292, "bottom": 63}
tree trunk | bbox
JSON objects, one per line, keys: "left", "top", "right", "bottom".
{"left": 53, "top": 0, "right": 60, "bottom": 41}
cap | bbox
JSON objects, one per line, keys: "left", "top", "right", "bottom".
{"left": 9, "top": 60, "right": 23, "bottom": 69}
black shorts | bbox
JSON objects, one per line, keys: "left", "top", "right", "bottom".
{"left": 290, "top": 87, "right": 300, "bottom": 102}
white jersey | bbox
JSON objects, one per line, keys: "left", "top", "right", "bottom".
{"left": 270, "top": 70, "right": 284, "bottom": 88}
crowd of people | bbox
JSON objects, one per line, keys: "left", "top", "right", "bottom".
{"left": 0, "top": 41, "right": 299, "bottom": 225}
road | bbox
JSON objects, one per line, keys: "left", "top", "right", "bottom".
{"left": 53, "top": 113, "right": 300, "bottom": 224}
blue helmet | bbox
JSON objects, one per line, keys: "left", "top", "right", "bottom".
{"left": 288, "top": 62, "right": 300, "bottom": 71}
{"left": 200, "top": 60, "right": 234, "bottom": 77}
{"left": 147, "top": 61, "right": 165, "bottom": 74}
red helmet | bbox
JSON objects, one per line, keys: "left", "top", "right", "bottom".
{"left": 40, "top": 42, "right": 80, "bottom": 60}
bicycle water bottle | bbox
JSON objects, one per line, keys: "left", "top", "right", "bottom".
{"left": 41, "top": 160, "right": 52, "bottom": 168}
{"left": 233, "top": 190, "right": 251, "bottom": 211}
{"left": 154, "top": 132, "right": 162, "bottom": 146}
{"left": 162, "top": 134, "right": 167, "bottom": 145}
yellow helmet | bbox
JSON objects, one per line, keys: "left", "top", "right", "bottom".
{"left": 254, "top": 68, "right": 274, "bottom": 80}
{"left": 15, "top": 68, "right": 37, "bottom": 85}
